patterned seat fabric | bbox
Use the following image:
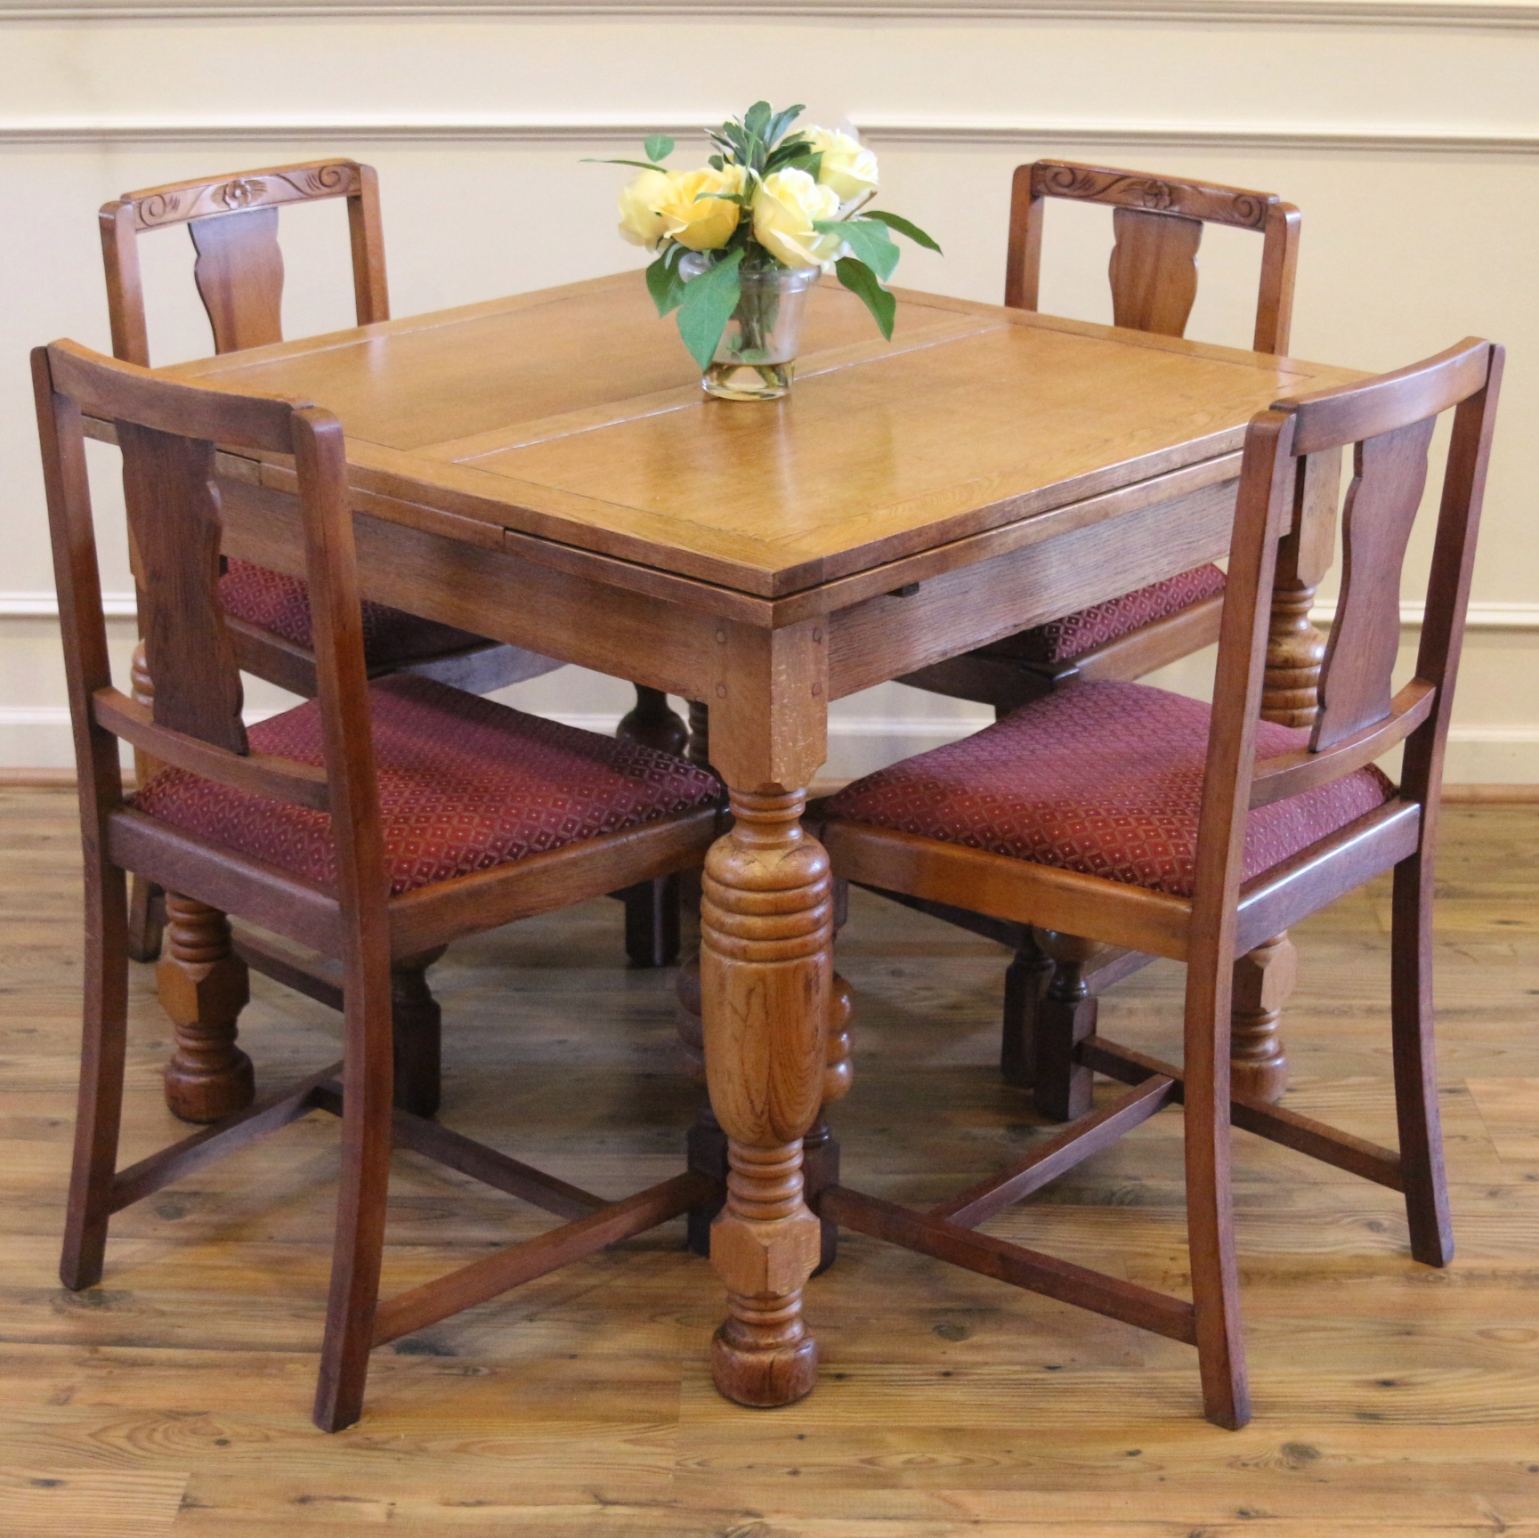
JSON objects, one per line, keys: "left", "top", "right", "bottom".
{"left": 221, "top": 559, "right": 488, "bottom": 668}
{"left": 824, "top": 679, "right": 1392, "bottom": 899}
{"left": 988, "top": 564, "right": 1228, "bottom": 667}
{"left": 134, "top": 674, "right": 723, "bottom": 896}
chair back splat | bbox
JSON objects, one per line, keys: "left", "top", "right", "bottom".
{"left": 813, "top": 337, "right": 1504, "bottom": 1430}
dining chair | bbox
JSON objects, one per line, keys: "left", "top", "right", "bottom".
{"left": 101, "top": 158, "right": 688, "bottom": 965}
{"left": 35, "top": 338, "right": 726, "bottom": 1432}
{"left": 810, "top": 337, "right": 1503, "bottom": 1426}
{"left": 893, "top": 160, "right": 1307, "bottom": 1103}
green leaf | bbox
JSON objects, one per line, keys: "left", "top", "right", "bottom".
{"left": 645, "top": 252, "right": 688, "bottom": 317}
{"left": 677, "top": 248, "right": 744, "bottom": 370}
{"left": 644, "top": 134, "right": 674, "bottom": 164}
{"left": 582, "top": 157, "right": 673, "bottom": 173}
{"left": 819, "top": 217, "right": 900, "bottom": 282}
{"left": 764, "top": 103, "right": 805, "bottom": 148}
{"left": 744, "top": 101, "right": 772, "bottom": 137}
{"left": 864, "top": 208, "right": 943, "bottom": 254}
{"left": 835, "top": 256, "right": 896, "bottom": 340}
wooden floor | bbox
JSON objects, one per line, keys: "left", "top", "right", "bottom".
{"left": 2, "top": 788, "right": 1538, "bottom": 1537}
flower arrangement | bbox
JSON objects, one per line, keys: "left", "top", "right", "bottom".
{"left": 596, "top": 102, "right": 940, "bottom": 394}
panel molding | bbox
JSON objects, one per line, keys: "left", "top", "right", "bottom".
{"left": 2, "top": 115, "right": 1538, "bottom": 155}
{"left": 5, "top": 0, "right": 1539, "bottom": 25}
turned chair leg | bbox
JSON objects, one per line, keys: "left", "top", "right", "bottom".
{"left": 616, "top": 686, "right": 689, "bottom": 967}
{"left": 1230, "top": 934, "right": 1294, "bottom": 1103}
{"left": 60, "top": 862, "right": 131, "bottom": 1293}
{"left": 1391, "top": 851, "right": 1454, "bottom": 1267}
{"left": 1033, "top": 932, "right": 1102, "bottom": 1122}
{"left": 313, "top": 955, "right": 397, "bottom": 1434}
{"left": 1001, "top": 932, "right": 1054, "bottom": 1090}
{"left": 391, "top": 948, "right": 447, "bottom": 1119}
{"left": 158, "top": 894, "right": 254, "bottom": 1124}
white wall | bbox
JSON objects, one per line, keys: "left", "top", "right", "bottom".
{"left": 3, "top": 1, "right": 1536, "bottom": 781}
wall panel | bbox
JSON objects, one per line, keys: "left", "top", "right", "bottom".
{"left": 3, "top": 4, "right": 1535, "bottom": 779}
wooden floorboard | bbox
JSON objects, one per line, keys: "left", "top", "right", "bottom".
{"left": 1, "top": 789, "right": 1537, "bottom": 1534}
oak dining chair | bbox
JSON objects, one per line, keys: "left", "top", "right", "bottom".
{"left": 100, "top": 158, "right": 689, "bottom": 967}
{"left": 893, "top": 159, "right": 1308, "bottom": 1104}
{"left": 35, "top": 338, "right": 726, "bottom": 1432}
{"left": 811, "top": 337, "right": 1503, "bottom": 1427}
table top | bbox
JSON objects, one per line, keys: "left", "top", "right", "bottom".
{"left": 168, "top": 272, "right": 1360, "bottom": 601}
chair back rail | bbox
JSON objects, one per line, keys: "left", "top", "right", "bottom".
{"left": 100, "top": 159, "right": 389, "bottom": 367}
{"left": 1005, "top": 158, "right": 1301, "bottom": 354}
{"left": 32, "top": 340, "right": 379, "bottom": 840}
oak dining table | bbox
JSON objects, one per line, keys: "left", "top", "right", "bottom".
{"left": 131, "top": 269, "right": 1358, "bottom": 1409}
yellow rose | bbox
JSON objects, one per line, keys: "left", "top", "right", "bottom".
{"left": 805, "top": 127, "right": 879, "bottom": 205}
{"left": 655, "top": 165, "right": 746, "bottom": 252}
{"left": 751, "top": 168, "right": 844, "bottom": 270}
{"left": 617, "top": 168, "right": 671, "bottom": 251}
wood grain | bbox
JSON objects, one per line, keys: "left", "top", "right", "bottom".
{"left": 1, "top": 789, "right": 1535, "bottom": 1533}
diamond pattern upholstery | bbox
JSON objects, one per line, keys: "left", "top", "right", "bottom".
{"left": 990, "top": 564, "right": 1228, "bottom": 667}
{"left": 824, "top": 679, "right": 1393, "bottom": 899}
{"left": 221, "top": 559, "right": 488, "bottom": 668}
{"left": 134, "top": 674, "right": 723, "bottom": 896}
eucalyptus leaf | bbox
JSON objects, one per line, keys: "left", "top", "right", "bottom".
{"left": 864, "top": 208, "right": 943, "bottom": 254}
{"left": 819, "top": 217, "right": 900, "bottom": 281}
{"left": 835, "top": 256, "right": 896, "bottom": 340}
{"left": 677, "top": 248, "right": 745, "bottom": 370}
{"left": 644, "top": 134, "right": 674, "bottom": 164}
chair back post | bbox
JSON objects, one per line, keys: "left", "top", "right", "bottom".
{"left": 1003, "top": 158, "right": 1300, "bottom": 354}
{"left": 31, "top": 346, "right": 127, "bottom": 830}
{"left": 1187, "top": 409, "right": 1300, "bottom": 1030}
{"left": 1397, "top": 344, "right": 1505, "bottom": 816}
{"left": 290, "top": 405, "right": 391, "bottom": 942}
{"left": 99, "top": 159, "right": 389, "bottom": 368}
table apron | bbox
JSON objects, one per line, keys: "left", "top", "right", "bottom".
{"left": 216, "top": 470, "right": 1236, "bottom": 706}
{"left": 827, "top": 474, "right": 1237, "bottom": 699}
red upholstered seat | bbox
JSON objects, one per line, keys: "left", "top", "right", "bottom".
{"left": 990, "top": 564, "right": 1227, "bottom": 667}
{"left": 824, "top": 679, "right": 1393, "bottom": 899}
{"left": 134, "top": 674, "right": 722, "bottom": 896}
{"left": 221, "top": 559, "right": 488, "bottom": 668}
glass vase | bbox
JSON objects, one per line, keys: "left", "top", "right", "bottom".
{"left": 682, "top": 255, "right": 820, "bottom": 401}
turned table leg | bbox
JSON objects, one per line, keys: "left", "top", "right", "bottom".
{"left": 158, "top": 893, "right": 253, "bottom": 1123}
{"left": 701, "top": 786, "right": 830, "bottom": 1407}
{"left": 1231, "top": 933, "right": 1295, "bottom": 1103}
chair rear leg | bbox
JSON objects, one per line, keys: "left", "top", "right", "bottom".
{"left": 127, "top": 876, "right": 165, "bottom": 963}
{"left": 621, "top": 874, "right": 682, "bottom": 968}
{"left": 1185, "top": 969, "right": 1250, "bottom": 1431}
{"left": 61, "top": 865, "right": 131, "bottom": 1292}
{"left": 1391, "top": 851, "right": 1453, "bottom": 1267}
{"left": 313, "top": 962, "right": 396, "bottom": 1434}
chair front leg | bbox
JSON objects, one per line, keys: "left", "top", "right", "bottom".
{"left": 1001, "top": 931, "right": 1054, "bottom": 1090}
{"left": 158, "top": 894, "right": 253, "bottom": 1124}
{"left": 61, "top": 862, "right": 131, "bottom": 1292}
{"left": 1033, "top": 931, "right": 1102, "bottom": 1121}
{"left": 391, "top": 948, "right": 447, "bottom": 1118}
{"left": 616, "top": 687, "right": 690, "bottom": 966}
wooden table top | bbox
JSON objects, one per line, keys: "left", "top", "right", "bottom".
{"left": 167, "top": 271, "right": 1360, "bottom": 601}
